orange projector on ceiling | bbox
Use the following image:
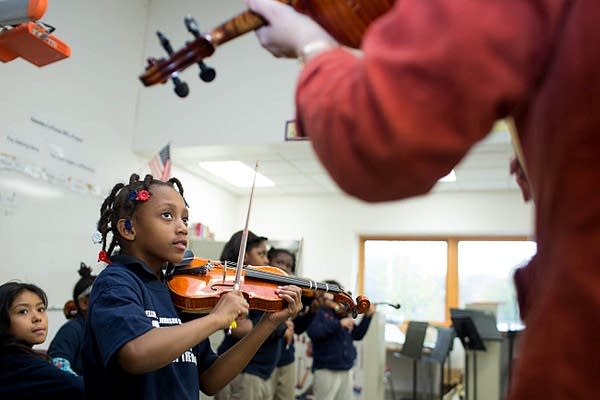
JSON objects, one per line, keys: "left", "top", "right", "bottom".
{"left": 0, "top": 0, "right": 70, "bottom": 66}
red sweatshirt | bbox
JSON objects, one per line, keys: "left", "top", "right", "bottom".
{"left": 295, "top": 1, "right": 600, "bottom": 398}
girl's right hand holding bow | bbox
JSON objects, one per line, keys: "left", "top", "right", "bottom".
{"left": 210, "top": 291, "right": 250, "bottom": 330}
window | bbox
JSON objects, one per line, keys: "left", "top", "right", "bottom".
{"left": 458, "top": 240, "right": 536, "bottom": 328}
{"left": 363, "top": 240, "right": 447, "bottom": 323}
{"left": 359, "top": 236, "right": 535, "bottom": 330}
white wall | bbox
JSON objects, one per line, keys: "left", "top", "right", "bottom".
{"left": 1, "top": 0, "right": 151, "bottom": 325}
{"left": 245, "top": 190, "right": 534, "bottom": 292}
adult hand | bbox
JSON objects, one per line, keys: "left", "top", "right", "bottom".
{"left": 245, "top": 0, "right": 337, "bottom": 58}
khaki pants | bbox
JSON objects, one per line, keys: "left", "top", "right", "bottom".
{"left": 214, "top": 372, "right": 272, "bottom": 400}
{"left": 312, "top": 369, "right": 352, "bottom": 400}
{"left": 270, "top": 362, "right": 297, "bottom": 400}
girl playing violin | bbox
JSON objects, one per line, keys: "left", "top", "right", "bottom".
{"left": 0, "top": 282, "right": 84, "bottom": 399}
{"left": 215, "top": 230, "right": 287, "bottom": 400}
{"left": 82, "top": 173, "right": 303, "bottom": 399}
{"left": 268, "top": 247, "right": 315, "bottom": 400}
{"left": 307, "top": 280, "right": 376, "bottom": 400}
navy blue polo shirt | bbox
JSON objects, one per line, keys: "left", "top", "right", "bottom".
{"left": 277, "top": 310, "right": 317, "bottom": 367}
{"left": 48, "top": 314, "right": 86, "bottom": 375}
{"left": 307, "top": 308, "right": 372, "bottom": 371}
{"left": 82, "top": 255, "right": 217, "bottom": 399}
{"left": 218, "top": 310, "right": 285, "bottom": 379}
{"left": 277, "top": 342, "right": 295, "bottom": 367}
{"left": 0, "top": 352, "right": 84, "bottom": 399}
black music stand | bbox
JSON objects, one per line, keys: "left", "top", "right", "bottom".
{"left": 396, "top": 321, "right": 428, "bottom": 400}
{"left": 451, "top": 313, "right": 487, "bottom": 400}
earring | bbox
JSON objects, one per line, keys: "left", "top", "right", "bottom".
{"left": 124, "top": 218, "right": 133, "bottom": 231}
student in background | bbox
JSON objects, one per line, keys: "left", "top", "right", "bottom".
{"left": 48, "top": 262, "right": 96, "bottom": 375}
{"left": 307, "top": 280, "right": 376, "bottom": 400}
{"left": 215, "top": 231, "right": 287, "bottom": 400}
{"left": 83, "top": 174, "right": 302, "bottom": 399}
{"left": 0, "top": 281, "right": 84, "bottom": 399}
{"left": 268, "top": 247, "right": 315, "bottom": 400}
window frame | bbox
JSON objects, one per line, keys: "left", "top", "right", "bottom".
{"left": 358, "top": 235, "right": 532, "bottom": 326}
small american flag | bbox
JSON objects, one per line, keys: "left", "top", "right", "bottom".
{"left": 149, "top": 144, "right": 171, "bottom": 181}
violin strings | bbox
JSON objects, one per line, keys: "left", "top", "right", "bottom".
{"left": 244, "top": 268, "right": 342, "bottom": 293}
{"left": 213, "top": 260, "right": 344, "bottom": 293}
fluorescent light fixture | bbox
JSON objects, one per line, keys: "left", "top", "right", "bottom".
{"left": 198, "top": 161, "right": 275, "bottom": 188}
{"left": 438, "top": 169, "right": 456, "bottom": 183}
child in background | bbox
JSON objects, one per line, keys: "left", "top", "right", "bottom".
{"left": 268, "top": 247, "right": 315, "bottom": 400}
{"left": 82, "top": 174, "right": 302, "bottom": 399}
{"left": 307, "top": 280, "right": 376, "bottom": 400}
{"left": 48, "top": 262, "right": 96, "bottom": 375}
{"left": 0, "top": 281, "right": 84, "bottom": 399}
{"left": 215, "top": 231, "right": 287, "bottom": 400}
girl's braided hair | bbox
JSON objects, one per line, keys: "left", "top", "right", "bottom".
{"left": 97, "top": 173, "right": 185, "bottom": 257}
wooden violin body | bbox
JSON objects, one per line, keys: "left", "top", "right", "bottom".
{"left": 167, "top": 257, "right": 370, "bottom": 317}
{"left": 140, "top": 0, "right": 395, "bottom": 87}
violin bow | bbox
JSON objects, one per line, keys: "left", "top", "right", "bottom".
{"left": 373, "top": 302, "right": 401, "bottom": 309}
{"left": 228, "top": 161, "right": 260, "bottom": 334}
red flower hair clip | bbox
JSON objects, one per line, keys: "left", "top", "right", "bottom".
{"left": 98, "top": 250, "right": 111, "bottom": 264}
{"left": 136, "top": 189, "right": 150, "bottom": 201}
{"left": 129, "top": 189, "right": 151, "bottom": 202}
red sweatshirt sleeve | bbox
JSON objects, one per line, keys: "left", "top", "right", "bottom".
{"left": 295, "top": 0, "right": 563, "bottom": 202}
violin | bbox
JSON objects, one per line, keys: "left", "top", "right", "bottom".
{"left": 139, "top": 0, "right": 395, "bottom": 89}
{"left": 166, "top": 256, "right": 371, "bottom": 318}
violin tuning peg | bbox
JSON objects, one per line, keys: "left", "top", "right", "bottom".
{"left": 184, "top": 15, "right": 201, "bottom": 37}
{"left": 183, "top": 15, "right": 217, "bottom": 83}
{"left": 199, "top": 63, "right": 216, "bottom": 82}
{"left": 155, "top": 31, "right": 191, "bottom": 97}
{"left": 172, "top": 75, "right": 189, "bottom": 98}
{"left": 156, "top": 31, "right": 174, "bottom": 55}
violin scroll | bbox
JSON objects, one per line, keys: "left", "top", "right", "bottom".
{"left": 327, "top": 293, "right": 370, "bottom": 318}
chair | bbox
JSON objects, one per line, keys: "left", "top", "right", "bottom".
{"left": 423, "top": 327, "right": 455, "bottom": 399}
{"left": 398, "top": 321, "right": 429, "bottom": 400}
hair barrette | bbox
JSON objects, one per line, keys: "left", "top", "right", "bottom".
{"left": 98, "top": 250, "right": 111, "bottom": 264}
{"left": 91, "top": 230, "right": 103, "bottom": 244}
{"left": 129, "top": 189, "right": 151, "bottom": 202}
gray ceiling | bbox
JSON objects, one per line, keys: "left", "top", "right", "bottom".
{"left": 174, "top": 122, "right": 520, "bottom": 197}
